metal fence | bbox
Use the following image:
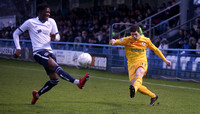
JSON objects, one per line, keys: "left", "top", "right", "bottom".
{"left": 0, "top": 39, "right": 200, "bottom": 82}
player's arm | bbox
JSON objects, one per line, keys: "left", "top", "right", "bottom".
{"left": 147, "top": 39, "right": 171, "bottom": 66}
{"left": 110, "top": 37, "right": 129, "bottom": 45}
{"left": 13, "top": 20, "right": 29, "bottom": 58}
{"left": 50, "top": 19, "right": 60, "bottom": 41}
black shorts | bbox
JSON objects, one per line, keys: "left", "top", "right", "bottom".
{"left": 34, "top": 49, "right": 57, "bottom": 74}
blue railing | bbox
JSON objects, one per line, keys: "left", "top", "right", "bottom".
{"left": 0, "top": 39, "right": 200, "bottom": 82}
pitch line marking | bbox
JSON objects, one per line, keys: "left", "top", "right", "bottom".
{"left": 87, "top": 75, "right": 200, "bottom": 91}
{"left": 1, "top": 65, "right": 200, "bottom": 91}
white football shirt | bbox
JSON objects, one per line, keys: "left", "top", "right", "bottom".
{"left": 13, "top": 17, "right": 60, "bottom": 53}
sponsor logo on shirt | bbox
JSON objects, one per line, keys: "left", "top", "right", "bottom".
{"left": 37, "top": 29, "right": 42, "bottom": 33}
{"left": 142, "top": 42, "right": 146, "bottom": 46}
{"left": 131, "top": 48, "right": 144, "bottom": 52}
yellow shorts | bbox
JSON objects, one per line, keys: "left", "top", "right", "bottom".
{"left": 128, "top": 61, "right": 148, "bottom": 81}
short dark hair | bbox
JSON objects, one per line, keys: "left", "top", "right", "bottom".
{"left": 36, "top": 3, "right": 49, "bottom": 14}
{"left": 130, "top": 25, "right": 140, "bottom": 33}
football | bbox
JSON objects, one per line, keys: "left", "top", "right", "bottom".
{"left": 77, "top": 53, "right": 92, "bottom": 67}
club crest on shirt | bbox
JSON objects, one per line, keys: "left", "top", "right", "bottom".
{"left": 120, "top": 38, "right": 124, "bottom": 41}
{"left": 47, "top": 23, "right": 51, "bottom": 28}
{"left": 37, "top": 29, "right": 42, "bottom": 33}
{"left": 44, "top": 52, "right": 49, "bottom": 56}
{"left": 142, "top": 42, "right": 146, "bottom": 46}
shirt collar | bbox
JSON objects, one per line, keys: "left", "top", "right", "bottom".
{"left": 37, "top": 17, "right": 46, "bottom": 23}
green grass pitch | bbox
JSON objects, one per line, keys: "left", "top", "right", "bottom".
{"left": 0, "top": 58, "right": 200, "bottom": 113}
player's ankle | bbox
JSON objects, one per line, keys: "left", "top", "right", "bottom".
{"left": 73, "top": 79, "right": 79, "bottom": 85}
{"left": 36, "top": 93, "right": 39, "bottom": 98}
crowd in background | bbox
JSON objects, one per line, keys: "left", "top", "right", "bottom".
{"left": 0, "top": 1, "right": 199, "bottom": 54}
{"left": 0, "top": 1, "right": 179, "bottom": 41}
{"left": 153, "top": 18, "right": 200, "bottom": 55}
{"left": 176, "top": 24, "right": 200, "bottom": 55}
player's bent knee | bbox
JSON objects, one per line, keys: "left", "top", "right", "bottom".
{"left": 50, "top": 79, "right": 59, "bottom": 85}
{"left": 55, "top": 66, "right": 62, "bottom": 73}
{"left": 136, "top": 67, "right": 145, "bottom": 76}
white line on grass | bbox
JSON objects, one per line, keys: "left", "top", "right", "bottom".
{"left": 1, "top": 65, "right": 200, "bottom": 91}
{"left": 89, "top": 75, "right": 200, "bottom": 91}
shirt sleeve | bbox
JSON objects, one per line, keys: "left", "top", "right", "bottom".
{"left": 147, "top": 38, "right": 166, "bottom": 61}
{"left": 13, "top": 20, "right": 29, "bottom": 50}
{"left": 50, "top": 18, "right": 60, "bottom": 41}
{"left": 112, "top": 37, "right": 129, "bottom": 45}
{"left": 18, "top": 20, "right": 29, "bottom": 32}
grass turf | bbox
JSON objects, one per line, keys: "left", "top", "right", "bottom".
{"left": 0, "top": 58, "right": 200, "bottom": 113}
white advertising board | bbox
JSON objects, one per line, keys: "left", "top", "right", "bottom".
{"left": 53, "top": 50, "right": 107, "bottom": 70}
{"left": 53, "top": 50, "right": 83, "bottom": 66}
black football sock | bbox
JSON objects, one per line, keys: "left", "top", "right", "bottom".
{"left": 38, "top": 79, "right": 59, "bottom": 96}
{"left": 55, "top": 66, "right": 75, "bottom": 83}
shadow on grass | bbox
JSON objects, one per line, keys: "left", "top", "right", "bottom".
{"left": 54, "top": 100, "right": 145, "bottom": 107}
{"left": 0, "top": 103, "right": 46, "bottom": 108}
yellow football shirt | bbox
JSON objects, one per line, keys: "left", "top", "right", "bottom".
{"left": 112, "top": 36, "right": 166, "bottom": 66}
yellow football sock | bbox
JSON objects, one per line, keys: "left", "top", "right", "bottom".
{"left": 138, "top": 85, "right": 156, "bottom": 98}
{"left": 133, "top": 77, "right": 143, "bottom": 93}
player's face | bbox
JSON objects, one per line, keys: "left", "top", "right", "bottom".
{"left": 131, "top": 31, "right": 140, "bottom": 40}
{"left": 39, "top": 8, "right": 50, "bottom": 21}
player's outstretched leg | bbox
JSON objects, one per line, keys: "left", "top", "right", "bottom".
{"left": 31, "top": 79, "right": 59, "bottom": 104}
{"left": 149, "top": 95, "right": 158, "bottom": 106}
{"left": 31, "top": 90, "right": 39, "bottom": 104}
{"left": 129, "top": 85, "right": 135, "bottom": 98}
{"left": 78, "top": 73, "right": 90, "bottom": 89}
{"left": 55, "top": 66, "right": 75, "bottom": 83}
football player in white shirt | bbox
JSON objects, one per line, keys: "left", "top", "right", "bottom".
{"left": 13, "top": 4, "right": 90, "bottom": 105}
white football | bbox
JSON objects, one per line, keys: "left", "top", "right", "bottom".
{"left": 77, "top": 53, "right": 92, "bottom": 67}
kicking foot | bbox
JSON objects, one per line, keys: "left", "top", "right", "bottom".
{"left": 78, "top": 73, "right": 90, "bottom": 89}
{"left": 129, "top": 85, "right": 135, "bottom": 98}
{"left": 149, "top": 95, "right": 158, "bottom": 106}
{"left": 31, "top": 90, "right": 39, "bottom": 104}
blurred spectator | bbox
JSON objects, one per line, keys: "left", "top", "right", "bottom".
{"left": 154, "top": 36, "right": 162, "bottom": 47}
{"left": 66, "top": 30, "right": 74, "bottom": 42}
{"left": 189, "top": 37, "right": 196, "bottom": 49}
{"left": 183, "top": 29, "right": 190, "bottom": 40}
{"left": 176, "top": 29, "right": 184, "bottom": 48}
{"left": 178, "top": 29, "right": 185, "bottom": 40}
{"left": 74, "top": 31, "right": 82, "bottom": 43}
{"left": 178, "top": 29, "right": 190, "bottom": 52}
{"left": 73, "top": 31, "right": 82, "bottom": 50}
{"left": 96, "top": 31, "right": 103, "bottom": 43}
{"left": 196, "top": 39, "right": 200, "bottom": 54}
{"left": 196, "top": 26, "right": 200, "bottom": 38}
{"left": 81, "top": 31, "right": 89, "bottom": 43}
{"left": 88, "top": 31, "right": 98, "bottom": 44}
{"left": 183, "top": 38, "right": 189, "bottom": 49}
{"left": 158, "top": 38, "right": 168, "bottom": 54}
{"left": 189, "top": 37, "right": 196, "bottom": 54}
{"left": 183, "top": 38, "right": 190, "bottom": 54}
{"left": 100, "top": 31, "right": 109, "bottom": 44}
{"left": 189, "top": 28, "right": 197, "bottom": 40}
{"left": 177, "top": 41, "right": 183, "bottom": 48}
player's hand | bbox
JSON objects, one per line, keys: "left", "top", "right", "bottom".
{"left": 165, "top": 59, "right": 171, "bottom": 67}
{"left": 50, "top": 32, "right": 56, "bottom": 41}
{"left": 110, "top": 39, "right": 115, "bottom": 45}
{"left": 13, "top": 49, "right": 21, "bottom": 58}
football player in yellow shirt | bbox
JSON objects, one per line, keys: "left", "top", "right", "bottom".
{"left": 110, "top": 25, "right": 171, "bottom": 106}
